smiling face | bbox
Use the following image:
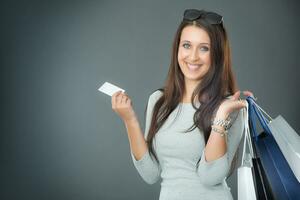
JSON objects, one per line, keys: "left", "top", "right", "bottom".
{"left": 177, "top": 25, "right": 211, "bottom": 85}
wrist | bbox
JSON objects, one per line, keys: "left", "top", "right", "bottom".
{"left": 212, "top": 124, "right": 225, "bottom": 130}
{"left": 216, "top": 109, "right": 229, "bottom": 119}
{"left": 211, "top": 125, "right": 227, "bottom": 137}
{"left": 124, "top": 116, "right": 138, "bottom": 125}
{"left": 211, "top": 115, "right": 231, "bottom": 131}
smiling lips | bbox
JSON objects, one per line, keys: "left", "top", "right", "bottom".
{"left": 186, "top": 62, "right": 202, "bottom": 71}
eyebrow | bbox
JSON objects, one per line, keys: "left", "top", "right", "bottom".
{"left": 181, "top": 40, "right": 210, "bottom": 45}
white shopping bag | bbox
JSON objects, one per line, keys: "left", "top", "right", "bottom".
{"left": 237, "top": 103, "right": 257, "bottom": 200}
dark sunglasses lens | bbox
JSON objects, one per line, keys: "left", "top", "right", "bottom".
{"left": 205, "top": 12, "right": 223, "bottom": 24}
{"left": 184, "top": 9, "right": 203, "bottom": 20}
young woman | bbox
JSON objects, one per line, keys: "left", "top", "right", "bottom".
{"left": 112, "top": 9, "right": 254, "bottom": 200}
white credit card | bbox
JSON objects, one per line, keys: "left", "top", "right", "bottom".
{"left": 98, "top": 82, "right": 125, "bottom": 96}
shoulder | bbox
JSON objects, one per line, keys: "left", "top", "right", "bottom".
{"left": 225, "top": 94, "right": 233, "bottom": 99}
{"left": 148, "top": 89, "right": 164, "bottom": 103}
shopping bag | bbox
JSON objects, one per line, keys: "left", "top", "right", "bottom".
{"left": 238, "top": 163, "right": 257, "bottom": 200}
{"left": 238, "top": 102, "right": 274, "bottom": 200}
{"left": 250, "top": 150, "right": 274, "bottom": 200}
{"left": 246, "top": 96, "right": 300, "bottom": 200}
{"left": 255, "top": 106, "right": 300, "bottom": 182}
{"left": 238, "top": 102, "right": 257, "bottom": 200}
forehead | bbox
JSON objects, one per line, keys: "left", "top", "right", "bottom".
{"left": 180, "top": 25, "right": 210, "bottom": 44}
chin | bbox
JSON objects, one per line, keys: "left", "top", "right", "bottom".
{"left": 183, "top": 74, "right": 203, "bottom": 82}
{"left": 183, "top": 70, "right": 205, "bottom": 80}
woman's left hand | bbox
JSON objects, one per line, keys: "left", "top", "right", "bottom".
{"left": 216, "top": 90, "right": 255, "bottom": 119}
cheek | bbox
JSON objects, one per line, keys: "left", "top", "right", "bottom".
{"left": 178, "top": 48, "right": 188, "bottom": 60}
{"left": 203, "top": 53, "right": 211, "bottom": 64}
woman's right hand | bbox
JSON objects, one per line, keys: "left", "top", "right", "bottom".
{"left": 111, "top": 91, "right": 137, "bottom": 122}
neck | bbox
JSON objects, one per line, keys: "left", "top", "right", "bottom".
{"left": 182, "top": 79, "right": 201, "bottom": 103}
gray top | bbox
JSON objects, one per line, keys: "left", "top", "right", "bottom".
{"left": 131, "top": 90, "right": 244, "bottom": 200}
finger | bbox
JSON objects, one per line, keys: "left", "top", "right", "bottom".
{"left": 239, "top": 99, "right": 247, "bottom": 107}
{"left": 243, "top": 90, "right": 253, "bottom": 97}
{"left": 115, "top": 91, "right": 123, "bottom": 104}
{"left": 232, "top": 90, "right": 241, "bottom": 100}
{"left": 121, "top": 93, "right": 127, "bottom": 104}
{"left": 112, "top": 91, "right": 122, "bottom": 108}
{"left": 112, "top": 90, "right": 123, "bottom": 97}
{"left": 122, "top": 92, "right": 129, "bottom": 98}
{"left": 116, "top": 91, "right": 123, "bottom": 105}
{"left": 123, "top": 93, "right": 131, "bottom": 105}
{"left": 243, "top": 90, "right": 257, "bottom": 100}
{"left": 123, "top": 94, "right": 130, "bottom": 103}
{"left": 245, "top": 91, "right": 253, "bottom": 97}
{"left": 123, "top": 91, "right": 130, "bottom": 97}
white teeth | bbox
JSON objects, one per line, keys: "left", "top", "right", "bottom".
{"left": 187, "top": 63, "right": 201, "bottom": 71}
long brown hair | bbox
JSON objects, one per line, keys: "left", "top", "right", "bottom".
{"left": 145, "top": 11, "right": 239, "bottom": 176}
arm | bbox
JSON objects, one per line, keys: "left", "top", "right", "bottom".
{"left": 128, "top": 91, "right": 162, "bottom": 184}
{"left": 197, "top": 108, "right": 245, "bottom": 186}
{"left": 204, "top": 110, "right": 228, "bottom": 163}
{"left": 125, "top": 117, "right": 148, "bottom": 161}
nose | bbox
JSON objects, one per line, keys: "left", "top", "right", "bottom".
{"left": 189, "top": 47, "right": 200, "bottom": 62}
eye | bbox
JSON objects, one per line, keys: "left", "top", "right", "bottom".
{"left": 182, "top": 43, "right": 190, "bottom": 49}
{"left": 200, "top": 46, "right": 209, "bottom": 51}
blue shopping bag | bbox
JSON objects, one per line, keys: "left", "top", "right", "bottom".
{"left": 246, "top": 96, "right": 300, "bottom": 200}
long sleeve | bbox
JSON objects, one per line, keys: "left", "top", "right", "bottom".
{"left": 130, "top": 90, "right": 162, "bottom": 184}
{"left": 196, "top": 108, "right": 245, "bottom": 186}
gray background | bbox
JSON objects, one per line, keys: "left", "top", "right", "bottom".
{"left": 1, "top": 0, "right": 299, "bottom": 199}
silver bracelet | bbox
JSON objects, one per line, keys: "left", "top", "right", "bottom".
{"left": 211, "top": 116, "right": 231, "bottom": 130}
{"left": 211, "top": 125, "right": 227, "bottom": 137}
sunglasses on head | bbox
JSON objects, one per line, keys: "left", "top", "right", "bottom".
{"left": 183, "top": 9, "right": 223, "bottom": 25}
